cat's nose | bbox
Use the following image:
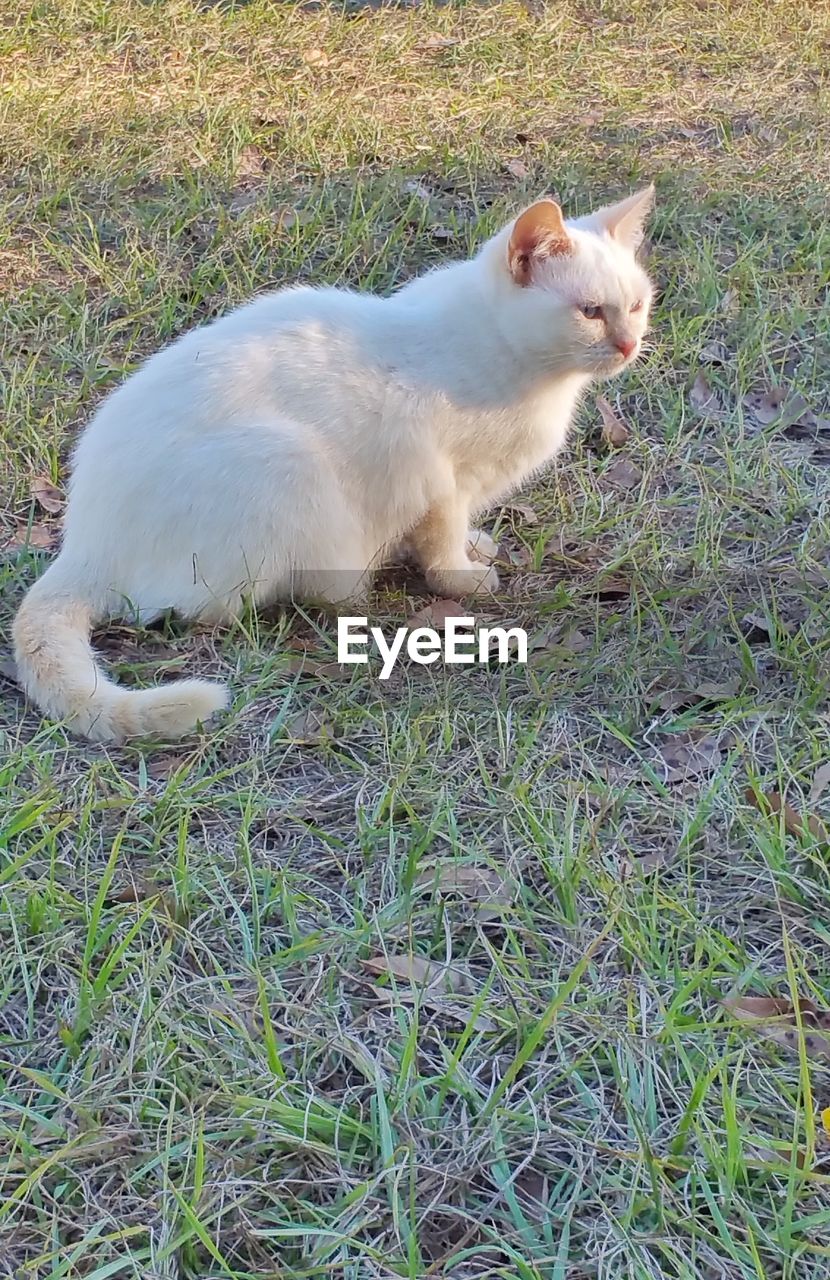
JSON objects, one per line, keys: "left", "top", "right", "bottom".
{"left": 615, "top": 337, "right": 637, "bottom": 359}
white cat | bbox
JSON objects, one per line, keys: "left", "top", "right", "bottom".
{"left": 13, "top": 186, "right": 655, "bottom": 743}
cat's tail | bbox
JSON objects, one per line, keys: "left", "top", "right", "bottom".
{"left": 13, "top": 565, "right": 228, "bottom": 743}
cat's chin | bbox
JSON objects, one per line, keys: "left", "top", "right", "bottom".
{"left": 590, "top": 358, "right": 636, "bottom": 381}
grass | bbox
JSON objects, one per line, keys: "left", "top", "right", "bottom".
{"left": 2, "top": 0, "right": 830, "bottom": 1275}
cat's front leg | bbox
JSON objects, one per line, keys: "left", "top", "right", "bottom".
{"left": 410, "top": 498, "right": 499, "bottom": 597}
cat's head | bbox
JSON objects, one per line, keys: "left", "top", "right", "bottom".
{"left": 488, "top": 186, "right": 655, "bottom": 380}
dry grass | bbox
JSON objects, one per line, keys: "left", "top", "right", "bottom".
{"left": 2, "top": 1, "right": 830, "bottom": 1277}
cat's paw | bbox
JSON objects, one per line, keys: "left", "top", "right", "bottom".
{"left": 466, "top": 528, "right": 500, "bottom": 564}
{"left": 426, "top": 563, "right": 499, "bottom": 598}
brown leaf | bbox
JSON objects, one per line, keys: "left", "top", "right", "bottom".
{"left": 363, "top": 954, "right": 470, "bottom": 993}
{"left": 285, "top": 707, "right": 332, "bottom": 744}
{"left": 401, "top": 178, "right": 433, "bottom": 202}
{"left": 690, "top": 372, "right": 722, "bottom": 416}
{"left": 560, "top": 627, "right": 592, "bottom": 653}
{"left": 272, "top": 205, "right": 314, "bottom": 233}
{"left": 602, "top": 456, "right": 642, "bottom": 490}
{"left": 651, "top": 677, "right": 739, "bottom": 712}
{"left": 408, "top": 599, "right": 469, "bottom": 631}
{"left": 723, "top": 994, "right": 830, "bottom": 1058}
{"left": 234, "top": 144, "right": 266, "bottom": 180}
{"left": 302, "top": 47, "right": 329, "bottom": 66}
{"left": 744, "top": 386, "right": 809, "bottom": 427}
{"left": 745, "top": 788, "right": 827, "bottom": 842}
{"left": 699, "top": 339, "right": 729, "bottom": 365}
{"left": 414, "top": 864, "right": 512, "bottom": 916}
{"left": 543, "top": 531, "right": 584, "bottom": 561}
{"left": 694, "top": 678, "right": 740, "bottom": 701}
{"left": 596, "top": 395, "right": 630, "bottom": 447}
{"left": 416, "top": 35, "right": 460, "bottom": 50}
{"left": 146, "top": 754, "right": 189, "bottom": 781}
{"left": 720, "top": 288, "right": 739, "bottom": 315}
{"left": 31, "top": 476, "right": 64, "bottom": 514}
{"left": 740, "top": 611, "right": 774, "bottom": 644}
{"left": 593, "top": 575, "right": 631, "bottom": 602}
{"left": 503, "top": 502, "right": 539, "bottom": 525}
{"left": 527, "top": 623, "right": 592, "bottom": 660}
{"left": 281, "top": 653, "right": 349, "bottom": 681}
{"left": 621, "top": 846, "right": 673, "bottom": 877}
{"left": 104, "top": 881, "right": 162, "bottom": 906}
{"left": 0, "top": 657, "right": 18, "bottom": 685}
{"left": 809, "top": 763, "right": 830, "bottom": 806}
{"left": 504, "top": 544, "right": 531, "bottom": 567}
{"left": 657, "top": 731, "right": 723, "bottom": 783}
{"left": 512, "top": 1167, "right": 549, "bottom": 1218}
{"left": 364, "top": 954, "right": 496, "bottom": 1031}
{"left": 5, "top": 522, "right": 56, "bottom": 551}
{"left": 506, "top": 158, "right": 530, "bottom": 180}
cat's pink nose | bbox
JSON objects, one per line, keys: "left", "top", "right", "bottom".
{"left": 615, "top": 337, "right": 637, "bottom": 360}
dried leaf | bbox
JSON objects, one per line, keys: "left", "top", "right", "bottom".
{"left": 602, "top": 456, "right": 642, "bottom": 490}
{"left": 596, "top": 395, "right": 630, "bottom": 447}
{"left": 745, "top": 788, "right": 827, "bottom": 842}
{"left": 302, "top": 47, "right": 329, "bottom": 66}
{"left": 512, "top": 1167, "right": 549, "bottom": 1220}
{"left": 272, "top": 206, "right": 309, "bottom": 233}
{"left": 284, "top": 707, "right": 332, "bottom": 744}
{"left": 234, "top": 144, "right": 265, "bottom": 180}
{"left": 31, "top": 476, "right": 64, "bottom": 514}
{"left": 503, "top": 502, "right": 539, "bottom": 525}
{"left": 104, "top": 881, "right": 164, "bottom": 906}
{"left": 369, "top": 982, "right": 497, "bottom": 1032}
{"left": 364, "top": 954, "right": 496, "bottom": 1031}
{"left": 0, "top": 657, "right": 18, "bottom": 685}
{"left": 651, "top": 678, "right": 739, "bottom": 711}
{"left": 657, "top": 731, "right": 723, "bottom": 783}
{"left": 281, "top": 653, "right": 349, "bottom": 681}
{"left": 720, "top": 288, "right": 739, "bottom": 315}
{"left": 543, "top": 531, "right": 583, "bottom": 561}
{"left": 740, "top": 611, "right": 775, "bottom": 644}
{"left": 744, "top": 386, "right": 809, "bottom": 427}
{"left": 690, "top": 372, "right": 722, "bottom": 416}
{"left": 363, "top": 954, "right": 470, "bottom": 993}
{"left": 694, "top": 678, "right": 740, "bottom": 701}
{"left": 723, "top": 994, "right": 830, "bottom": 1058}
{"left": 408, "top": 599, "right": 469, "bottom": 631}
{"left": 146, "top": 754, "right": 189, "bottom": 781}
{"left": 652, "top": 688, "right": 694, "bottom": 712}
{"left": 416, "top": 35, "right": 460, "bottom": 50}
{"left": 506, "top": 158, "right": 530, "bottom": 180}
{"left": 504, "top": 544, "right": 531, "bottom": 567}
{"left": 559, "top": 627, "right": 592, "bottom": 653}
{"left": 593, "top": 576, "right": 631, "bottom": 602}
{"left": 809, "top": 763, "right": 830, "bottom": 806}
{"left": 401, "top": 178, "right": 432, "bottom": 202}
{"left": 621, "top": 847, "right": 673, "bottom": 877}
{"left": 5, "top": 522, "right": 56, "bottom": 551}
{"left": 414, "top": 864, "right": 512, "bottom": 915}
{"left": 699, "top": 339, "right": 729, "bottom": 365}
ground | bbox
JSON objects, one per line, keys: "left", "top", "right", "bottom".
{"left": 2, "top": 1, "right": 830, "bottom": 1277}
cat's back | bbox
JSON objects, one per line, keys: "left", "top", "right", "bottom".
{"left": 85, "top": 283, "right": 386, "bottom": 435}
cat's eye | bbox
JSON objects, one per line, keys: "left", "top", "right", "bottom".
{"left": 581, "top": 304, "right": 603, "bottom": 320}
{"left": 630, "top": 299, "right": 643, "bottom": 313}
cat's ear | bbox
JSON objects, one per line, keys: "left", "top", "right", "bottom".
{"left": 592, "top": 184, "right": 655, "bottom": 252}
{"left": 507, "top": 198, "right": 571, "bottom": 286}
